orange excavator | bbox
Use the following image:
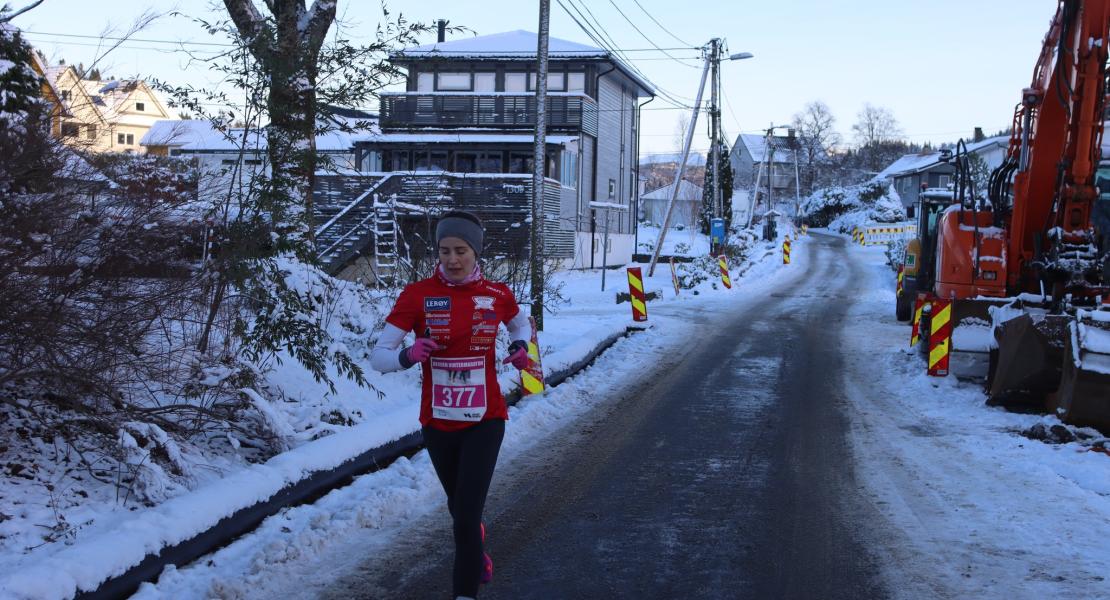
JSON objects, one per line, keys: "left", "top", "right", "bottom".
{"left": 916, "top": 0, "right": 1110, "bottom": 427}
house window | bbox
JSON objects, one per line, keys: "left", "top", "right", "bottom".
{"left": 938, "top": 175, "right": 951, "bottom": 189}
{"left": 508, "top": 152, "right": 532, "bottom": 173}
{"left": 436, "top": 72, "right": 471, "bottom": 91}
{"left": 504, "top": 73, "right": 527, "bottom": 93}
{"left": 118, "top": 133, "right": 126, "bottom": 144}
{"left": 567, "top": 72, "right": 586, "bottom": 93}
{"left": 530, "top": 72, "right": 565, "bottom": 91}
{"left": 477, "top": 152, "right": 502, "bottom": 173}
{"left": 87, "top": 124, "right": 97, "bottom": 140}
{"left": 126, "top": 133, "right": 134, "bottom": 145}
{"left": 416, "top": 72, "right": 433, "bottom": 91}
{"left": 135, "top": 102, "right": 145, "bottom": 111}
{"left": 457, "top": 151, "right": 501, "bottom": 173}
{"left": 608, "top": 178, "right": 616, "bottom": 199}
{"left": 455, "top": 152, "right": 478, "bottom": 173}
{"left": 560, "top": 150, "right": 578, "bottom": 188}
{"left": 60, "top": 90, "right": 71, "bottom": 102}
{"left": 61, "top": 122, "right": 79, "bottom": 137}
{"left": 414, "top": 150, "right": 448, "bottom": 171}
{"left": 474, "top": 73, "right": 495, "bottom": 92}
{"left": 391, "top": 150, "right": 411, "bottom": 171}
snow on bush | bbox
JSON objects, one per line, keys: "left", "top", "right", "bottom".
{"left": 801, "top": 181, "right": 906, "bottom": 233}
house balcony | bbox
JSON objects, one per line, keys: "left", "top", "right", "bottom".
{"left": 379, "top": 92, "right": 599, "bottom": 137}
{"left": 313, "top": 172, "right": 575, "bottom": 274}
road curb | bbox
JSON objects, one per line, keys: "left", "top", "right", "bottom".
{"left": 79, "top": 326, "right": 644, "bottom": 599}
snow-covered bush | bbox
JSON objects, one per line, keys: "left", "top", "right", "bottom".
{"left": 802, "top": 181, "right": 906, "bottom": 233}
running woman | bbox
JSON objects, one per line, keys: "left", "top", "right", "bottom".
{"left": 371, "top": 211, "right": 531, "bottom": 600}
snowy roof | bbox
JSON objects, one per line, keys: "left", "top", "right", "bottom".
{"left": 734, "top": 133, "right": 796, "bottom": 164}
{"left": 398, "top": 30, "right": 605, "bottom": 58}
{"left": 392, "top": 30, "right": 654, "bottom": 96}
{"left": 871, "top": 136, "right": 1009, "bottom": 182}
{"left": 142, "top": 117, "right": 377, "bottom": 152}
{"left": 641, "top": 179, "right": 703, "bottom": 201}
{"left": 640, "top": 151, "right": 706, "bottom": 166}
{"left": 352, "top": 132, "right": 577, "bottom": 145}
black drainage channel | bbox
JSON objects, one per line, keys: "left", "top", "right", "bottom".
{"left": 78, "top": 325, "right": 645, "bottom": 600}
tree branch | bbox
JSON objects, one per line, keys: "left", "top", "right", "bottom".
{"left": 222, "top": 0, "right": 271, "bottom": 59}
{"left": 303, "top": 0, "right": 337, "bottom": 55}
{"left": 0, "top": 0, "right": 46, "bottom": 23}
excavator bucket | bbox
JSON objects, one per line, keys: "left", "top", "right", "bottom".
{"left": 987, "top": 312, "right": 1071, "bottom": 408}
{"left": 1049, "top": 312, "right": 1110, "bottom": 429}
{"left": 948, "top": 298, "right": 1010, "bottom": 380}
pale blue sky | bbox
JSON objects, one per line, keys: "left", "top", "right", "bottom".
{"left": 12, "top": 0, "right": 1052, "bottom": 155}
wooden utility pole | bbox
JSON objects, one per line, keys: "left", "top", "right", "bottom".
{"left": 648, "top": 49, "right": 711, "bottom": 277}
{"left": 531, "top": 0, "right": 550, "bottom": 329}
{"left": 709, "top": 39, "right": 722, "bottom": 220}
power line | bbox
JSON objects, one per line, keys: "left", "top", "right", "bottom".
{"left": 604, "top": 0, "right": 702, "bottom": 69}
{"left": 629, "top": 0, "right": 694, "bottom": 47}
{"left": 20, "top": 29, "right": 235, "bottom": 47}
{"left": 556, "top": 0, "right": 697, "bottom": 109}
{"left": 568, "top": 0, "right": 698, "bottom": 103}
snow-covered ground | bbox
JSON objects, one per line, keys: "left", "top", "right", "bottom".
{"left": 8, "top": 227, "right": 1109, "bottom": 599}
{"left": 841, "top": 242, "right": 1110, "bottom": 599}
{"left": 0, "top": 227, "right": 790, "bottom": 599}
{"left": 118, "top": 234, "right": 803, "bottom": 600}
{"left": 637, "top": 224, "right": 711, "bottom": 257}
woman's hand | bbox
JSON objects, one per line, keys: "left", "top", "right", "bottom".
{"left": 502, "top": 340, "right": 530, "bottom": 369}
{"left": 406, "top": 338, "right": 440, "bottom": 364}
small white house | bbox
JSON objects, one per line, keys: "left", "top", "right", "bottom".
{"left": 640, "top": 179, "right": 703, "bottom": 228}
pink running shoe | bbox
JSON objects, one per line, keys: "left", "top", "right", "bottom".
{"left": 480, "top": 523, "right": 493, "bottom": 584}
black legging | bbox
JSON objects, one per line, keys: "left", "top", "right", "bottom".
{"left": 422, "top": 418, "right": 505, "bottom": 598}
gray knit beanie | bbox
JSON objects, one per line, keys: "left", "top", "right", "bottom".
{"left": 435, "top": 211, "right": 484, "bottom": 256}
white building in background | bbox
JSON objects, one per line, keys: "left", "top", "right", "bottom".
{"left": 640, "top": 179, "right": 703, "bottom": 228}
{"left": 140, "top": 113, "right": 374, "bottom": 174}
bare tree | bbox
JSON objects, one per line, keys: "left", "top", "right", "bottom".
{"left": 222, "top": 0, "right": 337, "bottom": 251}
{"left": 852, "top": 103, "right": 903, "bottom": 172}
{"left": 791, "top": 100, "right": 840, "bottom": 193}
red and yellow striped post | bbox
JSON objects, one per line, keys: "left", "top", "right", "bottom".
{"left": 626, "top": 267, "right": 648, "bottom": 321}
{"left": 521, "top": 316, "right": 546, "bottom": 396}
{"left": 910, "top": 294, "right": 926, "bottom": 347}
{"left": 783, "top": 236, "right": 792, "bottom": 265}
{"left": 928, "top": 299, "right": 952, "bottom": 376}
{"left": 896, "top": 265, "right": 904, "bottom": 297}
{"left": 717, "top": 255, "right": 732, "bottom": 289}
{"left": 669, "top": 257, "right": 681, "bottom": 296}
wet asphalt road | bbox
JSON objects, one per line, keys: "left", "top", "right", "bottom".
{"left": 325, "top": 233, "right": 889, "bottom": 599}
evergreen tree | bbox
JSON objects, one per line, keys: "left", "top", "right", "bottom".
{"left": 700, "top": 142, "right": 734, "bottom": 234}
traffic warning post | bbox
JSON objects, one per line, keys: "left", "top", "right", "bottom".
{"left": 626, "top": 267, "right": 648, "bottom": 321}
{"left": 927, "top": 298, "right": 952, "bottom": 376}
{"left": 910, "top": 295, "right": 925, "bottom": 347}
{"left": 783, "top": 236, "right": 792, "bottom": 265}
{"left": 896, "top": 266, "right": 904, "bottom": 297}
{"left": 669, "top": 257, "right": 681, "bottom": 296}
{"left": 717, "top": 255, "right": 732, "bottom": 289}
{"left": 521, "top": 316, "right": 546, "bottom": 396}
{"left": 802, "top": 224, "right": 808, "bottom": 236}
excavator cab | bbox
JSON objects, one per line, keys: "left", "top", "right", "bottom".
{"left": 1095, "top": 162, "right": 1110, "bottom": 280}
{"left": 898, "top": 189, "right": 953, "bottom": 319}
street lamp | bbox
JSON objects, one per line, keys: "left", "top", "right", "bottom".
{"left": 729, "top": 52, "right": 754, "bottom": 61}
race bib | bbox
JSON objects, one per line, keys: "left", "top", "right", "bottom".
{"left": 430, "top": 356, "right": 488, "bottom": 422}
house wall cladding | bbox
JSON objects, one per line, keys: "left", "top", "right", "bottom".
{"left": 595, "top": 75, "right": 635, "bottom": 235}
{"left": 579, "top": 136, "right": 596, "bottom": 233}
